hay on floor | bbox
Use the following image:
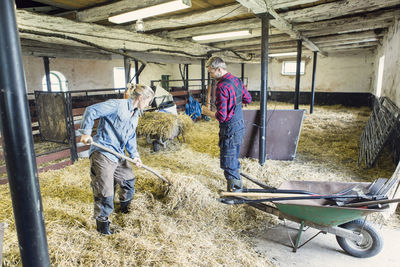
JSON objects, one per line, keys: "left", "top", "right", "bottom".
{"left": 1, "top": 102, "right": 399, "bottom": 265}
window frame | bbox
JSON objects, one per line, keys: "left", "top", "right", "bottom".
{"left": 281, "top": 61, "right": 305, "bottom": 76}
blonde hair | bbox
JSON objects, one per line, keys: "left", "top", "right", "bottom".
{"left": 125, "top": 83, "right": 154, "bottom": 100}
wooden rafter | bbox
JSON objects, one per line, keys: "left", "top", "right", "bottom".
{"left": 135, "top": 3, "right": 251, "bottom": 32}
{"left": 298, "top": 9, "right": 399, "bottom": 37}
{"left": 211, "top": 34, "right": 291, "bottom": 49}
{"left": 76, "top": 0, "right": 188, "bottom": 23}
{"left": 236, "top": 0, "right": 323, "bottom": 53}
{"left": 16, "top": 10, "right": 252, "bottom": 63}
{"left": 282, "top": 0, "right": 400, "bottom": 23}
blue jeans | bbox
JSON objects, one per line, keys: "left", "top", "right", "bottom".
{"left": 219, "top": 126, "right": 245, "bottom": 182}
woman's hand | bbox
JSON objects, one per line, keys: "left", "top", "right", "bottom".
{"left": 132, "top": 157, "right": 142, "bottom": 168}
{"left": 80, "top": 134, "right": 93, "bottom": 145}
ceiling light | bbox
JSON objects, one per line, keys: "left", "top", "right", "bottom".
{"left": 192, "top": 30, "right": 251, "bottom": 41}
{"left": 268, "top": 52, "right": 297, "bottom": 57}
{"left": 109, "top": 0, "right": 191, "bottom": 24}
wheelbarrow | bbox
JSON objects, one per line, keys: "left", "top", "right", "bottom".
{"left": 219, "top": 168, "right": 400, "bottom": 258}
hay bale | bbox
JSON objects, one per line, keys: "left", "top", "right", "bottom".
{"left": 138, "top": 112, "right": 193, "bottom": 142}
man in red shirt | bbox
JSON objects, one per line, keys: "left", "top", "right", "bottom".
{"left": 206, "top": 56, "right": 252, "bottom": 192}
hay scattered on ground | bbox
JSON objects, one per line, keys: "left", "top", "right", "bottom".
{"left": 1, "top": 102, "right": 399, "bottom": 265}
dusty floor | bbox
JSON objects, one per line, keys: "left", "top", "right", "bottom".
{"left": 254, "top": 221, "right": 400, "bottom": 267}
{"left": 1, "top": 102, "right": 399, "bottom": 266}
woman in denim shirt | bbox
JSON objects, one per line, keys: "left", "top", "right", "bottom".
{"left": 80, "top": 84, "right": 154, "bottom": 235}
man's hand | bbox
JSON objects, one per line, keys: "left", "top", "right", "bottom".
{"left": 132, "top": 157, "right": 142, "bottom": 168}
{"left": 80, "top": 134, "right": 93, "bottom": 145}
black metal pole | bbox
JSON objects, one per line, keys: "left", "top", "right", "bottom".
{"left": 123, "top": 54, "right": 131, "bottom": 89}
{"left": 201, "top": 59, "right": 206, "bottom": 105}
{"left": 310, "top": 51, "right": 318, "bottom": 114}
{"left": 134, "top": 60, "right": 139, "bottom": 84}
{"left": 294, "top": 39, "right": 302, "bottom": 110}
{"left": 241, "top": 63, "right": 245, "bottom": 84}
{"left": 43, "top": 56, "right": 51, "bottom": 92}
{"left": 185, "top": 64, "right": 189, "bottom": 90}
{"left": 259, "top": 13, "right": 269, "bottom": 166}
{"left": 0, "top": 1, "right": 50, "bottom": 266}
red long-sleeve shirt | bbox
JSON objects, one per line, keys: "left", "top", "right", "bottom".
{"left": 215, "top": 73, "right": 252, "bottom": 123}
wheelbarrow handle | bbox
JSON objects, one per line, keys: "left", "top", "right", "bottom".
{"left": 90, "top": 141, "right": 171, "bottom": 185}
{"left": 221, "top": 192, "right": 308, "bottom": 198}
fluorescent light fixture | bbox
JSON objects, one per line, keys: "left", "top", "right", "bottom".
{"left": 192, "top": 30, "right": 251, "bottom": 41}
{"left": 109, "top": 0, "right": 191, "bottom": 24}
{"left": 268, "top": 52, "right": 297, "bottom": 57}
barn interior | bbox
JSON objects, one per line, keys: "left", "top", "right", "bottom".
{"left": 1, "top": 0, "right": 400, "bottom": 266}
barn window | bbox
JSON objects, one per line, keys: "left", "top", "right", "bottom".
{"left": 113, "top": 67, "right": 136, "bottom": 89}
{"left": 42, "top": 71, "right": 68, "bottom": 92}
{"left": 282, "top": 61, "right": 305, "bottom": 75}
{"left": 376, "top": 55, "right": 385, "bottom": 97}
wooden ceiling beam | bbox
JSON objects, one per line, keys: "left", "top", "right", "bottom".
{"left": 282, "top": 0, "right": 400, "bottom": 23}
{"left": 322, "top": 41, "right": 379, "bottom": 50}
{"left": 235, "top": 41, "right": 297, "bottom": 52}
{"left": 161, "top": 8, "right": 396, "bottom": 42}
{"left": 159, "top": 18, "right": 263, "bottom": 39}
{"left": 310, "top": 30, "right": 386, "bottom": 43}
{"left": 210, "top": 34, "right": 292, "bottom": 49}
{"left": 298, "top": 9, "right": 399, "bottom": 37}
{"left": 138, "top": 3, "right": 251, "bottom": 32}
{"left": 271, "top": 0, "right": 322, "bottom": 10}
{"left": 236, "top": 0, "right": 323, "bottom": 53}
{"left": 33, "top": 0, "right": 105, "bottom": 10}
{"left": 76, "top": 0, "right": 179, "bottom": 23}
{"left": 16, "top": 10, "right": 252, "bottom": 63}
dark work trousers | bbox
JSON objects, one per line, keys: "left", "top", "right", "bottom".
{"left": 89, "top": 151, "right": 135, "bottom": 220}
{"left": 219, "top": 104, "right": 245, "bottom": 186}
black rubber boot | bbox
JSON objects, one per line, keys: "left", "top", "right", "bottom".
{"left": 227, "top": 179, "right": 243, "bottom": 192}
{"left": 96, "top": 218, "right": 113, "bottom": 235}
{"left": 119, "top": 200, "right": 132, "bottom": 214}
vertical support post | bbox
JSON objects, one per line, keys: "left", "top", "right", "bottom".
{"left": 0, "top": 1, "right": 50, "bottom": 265}
{"left": 294, "top": 39, "right": 302, "bottom": 110}
{"left": 134, "top": 60, "right": 139, "bottom": 84}
{"left": 123, "top": 54, "right": 131, "bottom": 88}
{"left": 201, "top": 59, "right": 206, "bottom": 105}
{"left": 65, "top": 92, "right": 78, "bottom": 163}
{"left": 259, "top": 13, "right": 269, "bottom": 166}
{"left": 185, "top": 64, "right": 189, "bottom": 90}
{"left": 310, "top": 51, "right": 318, "bottom": 114}
{"left": 207, "top": 71, "right": 212, "bottom": 110}
{"left": 43, "top": 56, "right": 51, "bottom": 92}
{"left": 241, "top": 63, "right": 245, "bottom": 84}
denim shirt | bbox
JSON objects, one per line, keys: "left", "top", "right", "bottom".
{"left": 79, "top": 99, "right": 140, "bottom": 162}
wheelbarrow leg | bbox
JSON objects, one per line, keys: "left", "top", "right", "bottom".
{"left": 293, "top": 221, "right": 305, "bottom": 252}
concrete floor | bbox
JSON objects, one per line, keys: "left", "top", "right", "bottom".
{"left": 254, "top": 221, "right": 400, "bottom": 267}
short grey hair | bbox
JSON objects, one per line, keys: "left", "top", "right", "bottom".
{"left": 205, "top": 56, "right": 227, "bottom": 70}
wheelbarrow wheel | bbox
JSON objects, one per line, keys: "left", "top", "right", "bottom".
{"left": 336, "top": 219, "right": 383, "bottom": 258}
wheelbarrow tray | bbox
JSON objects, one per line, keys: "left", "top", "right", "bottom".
{"left": 273, "top": 180, "right": 385, "bottom": 227}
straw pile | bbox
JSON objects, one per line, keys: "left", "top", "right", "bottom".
{"left": 1, "top": 102, "right": 399, "bottom": 266}
{"left": 137, "top": 112, "right": 193, "bottom": 142}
